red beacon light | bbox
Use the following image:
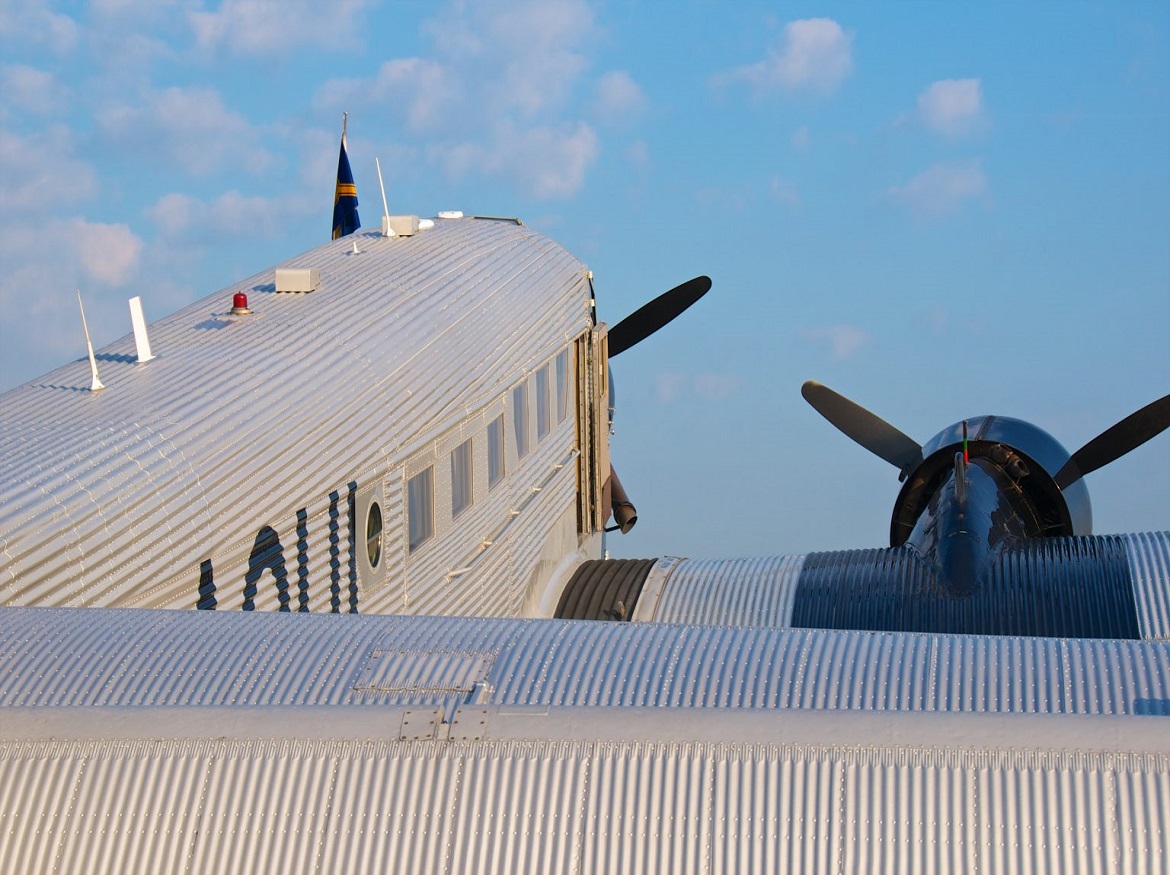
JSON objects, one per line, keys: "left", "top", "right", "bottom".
{"left": 230, "top": 292, "right": 253, "bottom": 316}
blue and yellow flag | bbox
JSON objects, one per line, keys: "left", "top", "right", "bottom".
{"left": 332, "top": 131, "right": 360, "bottom": 240}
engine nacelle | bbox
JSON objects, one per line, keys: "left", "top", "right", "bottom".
{"left": 890, "top": 415, "right": 1092, "bottom": 547}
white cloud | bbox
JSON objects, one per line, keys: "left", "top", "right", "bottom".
{"left": 316, "top": 59, "right": 457, "bottom": 136}
{"left": 72, "top": 219, "right": 144, "bottom": 286}
{"left": 423, "top": 0, "right": 593, "bottom": 118}
{"left": 0, "top": 64, "right": 67, "bottom": 117}
{"left": 0, "top": 0, "right": 79, "bottom": 54}
{"left": 315, "top": 0, "right": 603, "bottom": 199}
{"left": 801, "top": 324, "right": 870, "bottom": 360}
{"left": 593, "top": 71, "right": 646, "bottom": 124}
{"left": 887, "top": 160, "right": 989, "bottom": 218}
{"left": 791, "top": 125, "right": 811, "bottom": 152}
{"left": 98, "top": 87, "right": 275, "bottom": 176}
{"left": 148, "top": 190, "right": 311, "bottom": 243}
{"left": 436, "top": 121, "right": 599, "bottom": 199}
{"left": 190, "top": 0, "right": 373, "bottom": 56}
{"left": 918, "top": 79, "right": 986, "bottom": 138}
{"left": 0, "top": 216, "right": 146, "bottom": 388}
{"left": 723, "top": 18, "right": 853, "bottom": 96}
{"left": 0, "top": 126, "right": 97, "bottom": 212}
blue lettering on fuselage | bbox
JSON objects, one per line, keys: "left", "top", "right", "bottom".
{"left": 195, "top": 484, "right": 361, "bottom": 613}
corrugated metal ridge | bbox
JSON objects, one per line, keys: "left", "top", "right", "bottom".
{"left": 1128, "top": 530, "right": 1170, "bottom": 638}
{"left": 639, "top": 555, "right": 804, "bottom": 625}
{"left": 2, "top": 733, "right": 1165, "bottom": 874}
{"left": 1, "top": 607, "right": 1168, "bottom": 716}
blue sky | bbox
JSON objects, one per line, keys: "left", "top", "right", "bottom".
{"left": 1, "top": 1, "right": 1167, "bottom": 557}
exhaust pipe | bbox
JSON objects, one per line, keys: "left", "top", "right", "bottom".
{"left": 608, "top": 466, "right": 638, "bottom": 534}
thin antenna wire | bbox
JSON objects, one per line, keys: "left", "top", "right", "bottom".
{"left": 376, "top": 156, "right": 393, "bottom": 236}
{"left": 77, "top": 290, "right": 104, "bottom": 392}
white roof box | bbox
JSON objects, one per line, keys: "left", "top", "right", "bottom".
{"left": 275, "top": 267, "right": 320, "bottom": 293}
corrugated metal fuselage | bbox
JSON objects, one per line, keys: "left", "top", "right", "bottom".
{"left": 1, "top": 607, "right": 1168, "bottom": 874}
{"left": 0, "top": 217, "right": 599, "bottom": 615}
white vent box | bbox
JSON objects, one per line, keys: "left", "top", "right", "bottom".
{"left": 387, "top": 215, "right": 420, "bottom": 236}
{"left": 275, "top": 267, "right": 320, "bottom": 293}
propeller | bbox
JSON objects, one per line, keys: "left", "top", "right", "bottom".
{"left": 599, "top": 275, "right": 712, "bottom": 536}
{"left": 1054, "top": 393, "right": 1170, "bottom": 489}
{"left": 801, "top": 380, "right": 924, "bottom": 477}
{"left": 607, "top": 275, "right": 711, "bottom": 357}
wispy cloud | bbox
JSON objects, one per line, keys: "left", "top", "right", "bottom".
{"left": 97, "top": 86, "right": 276, "bottom": 176}
{"left": 917, "top": 78, "right": 987, "bottom": 138}
{"left": 0, "top": 64, "right": 68, "bottom": 117}
{"left": 719, "top": 18, "right": 853, "bottom": 96}
{"left": 655, "top": 372, "right": 744, "bottom": 404}
{"left": 314, "top": 0, "right": 617, "bottom": 199}
{"left": 801, "top": 324, "right": 870, "bottom": 360}
{"left": 148, "top": 190, "right": 311, "bottom": 243}
{"left": 770, "top": 176, "right": 801, "bottom": 207}
{"left": 190, "top": 0, "right": 373, "bottom": 57}
{"left": 592, "top": 71, "right": 647, "bottom": 124}
{"left": 0, "top": 1, "right": 79, "bottom": 53}
{"left": 887, "top": 160, "right": 988, "bottom": 218}
{"left": 0, "top": 126, "right": 97, "bottom": 212}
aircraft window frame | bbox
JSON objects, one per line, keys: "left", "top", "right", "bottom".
{"left": 366, "top": 501, "right": 383, "bottom": 568}
{"left": 451, "top": 437, "right": 474, "bottom": 519}
{"left": 407, "top": 466, "right": 434, "bottom": 553}
{"left": 555, "top": 349, "right": 569, "bottom": 424}
{"left": 512, "top": 383, "right": 530, "bottom": 460}
{"left": 535, "top": 364, "right": 551, "bottom": 442}
{"left": 487, "top": 415, "right": 505, "bottom": 489}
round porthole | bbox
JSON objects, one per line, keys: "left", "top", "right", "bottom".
{"left": 366, "top": 502, "right": 383, "bottom": 569}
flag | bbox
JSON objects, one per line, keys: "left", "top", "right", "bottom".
{"left": 332, "top": 130, "right": 360, "bottom": 239}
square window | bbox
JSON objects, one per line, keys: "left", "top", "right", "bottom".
{"left": 451, "top": 438, "right": 473, "bottom": 518}
{"left": 487, "top": 415, "right": 505, "bottom": 488}
{"left": 512, "top": 383, "right": 530, "bottom": 459}
{"left": 536, "top": 364, "right": 550, "bottom": 441}
{"left": 407, "top": 467, "right": 434, "bottom": 552}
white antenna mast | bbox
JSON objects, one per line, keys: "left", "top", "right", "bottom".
{"left": 376, "top": 157, "right": 394, "bottom": 237}
{"left": 77, "top": 290, "right": 105, "bottom": 392}
{"left": 128, "top": 296, "right": 154, "bottom": 363}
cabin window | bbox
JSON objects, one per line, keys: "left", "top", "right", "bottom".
{"left": 513, "top": 383, "right": 530, "bottom": 459}
{"left": 535, "top": 364, "right": 551, "bottom": 441}
{"left": 407, "top": 467, "right": 434, "bottom": 552}
{"left": 487, "top": 415, "right": 505, "bottom": 488}
{"left": 366, "top": 501, "right": 383, "bottom": 568}
{"left": 556, "top": 349, "right": 569, "bottom": 424}
{"left": 451, "top": 438, "right": 473, "bottom": 518}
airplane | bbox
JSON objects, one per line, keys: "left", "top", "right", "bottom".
{"left": 1, "top": 157, "right": 1168, "bottom": 868}
{"left": 0, "top": 207, "right": 709, "bottom": 618}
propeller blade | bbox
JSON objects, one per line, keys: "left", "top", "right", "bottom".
{"left": 801, "top": 380, "right": 924, "bottom": 475}
{"left": 1054, "top": 393, "right": 1170, "bottom": 489}
{"left": 607, "top": 275, "right": 711, "bottom": 358}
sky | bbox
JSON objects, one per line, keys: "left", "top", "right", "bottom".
{"left": 1, "top": 0, "right": 1168, "bottom": 559}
